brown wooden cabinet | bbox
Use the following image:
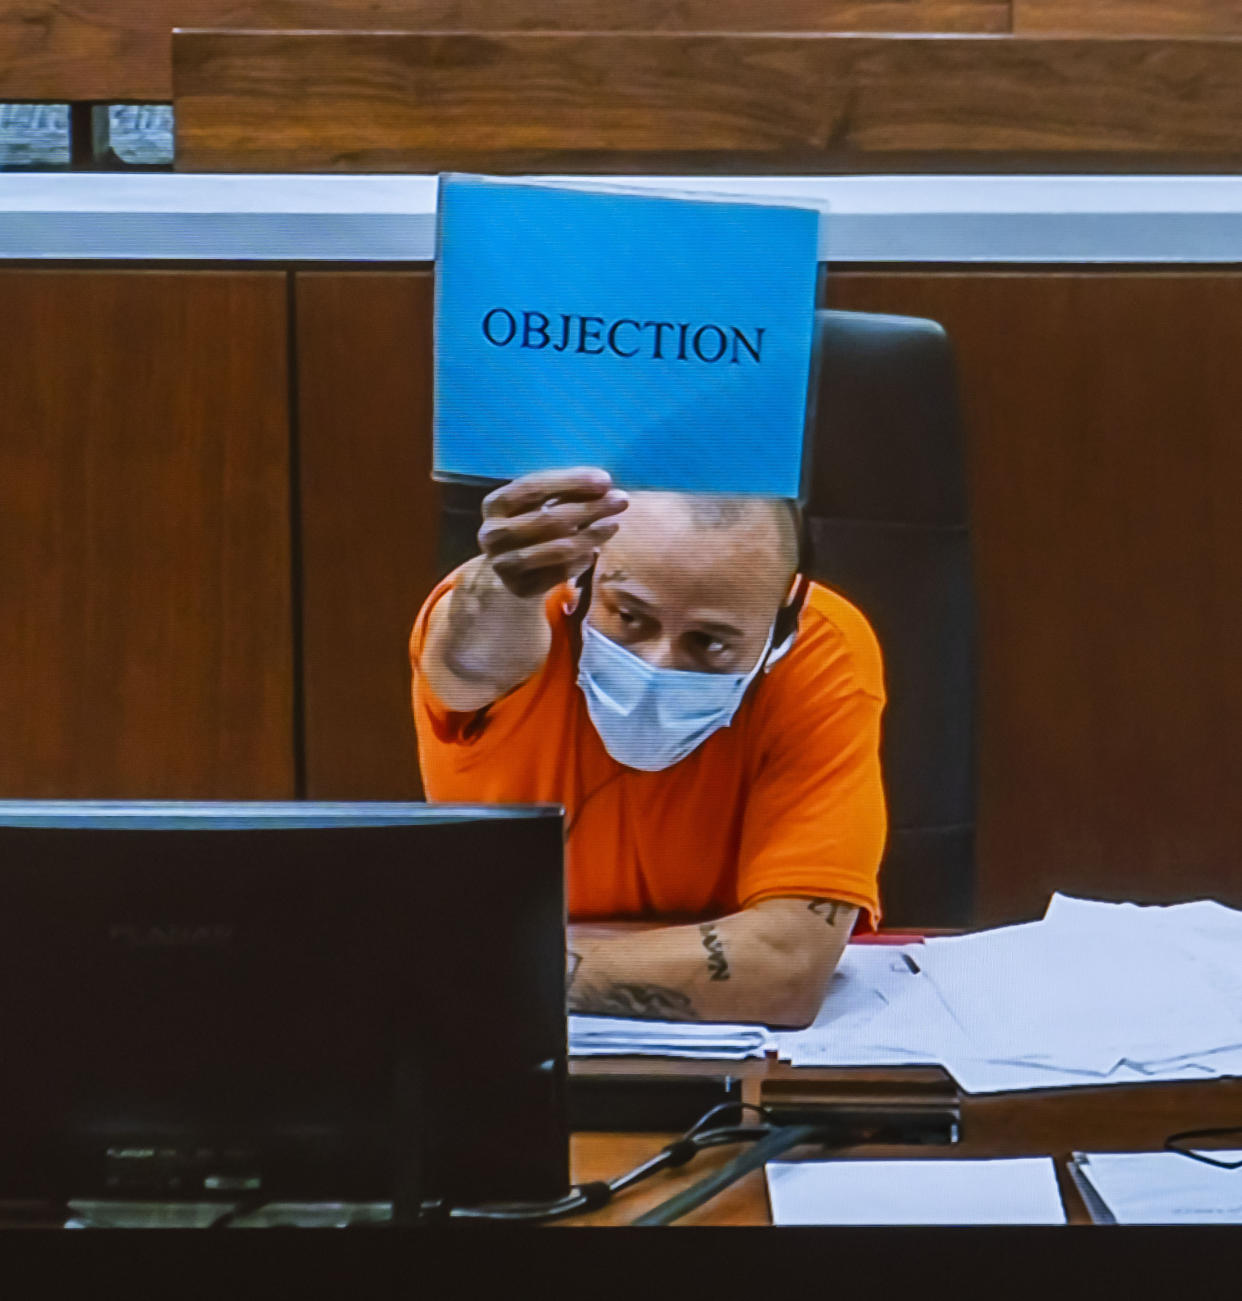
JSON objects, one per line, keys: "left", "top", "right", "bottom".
{"left": 0, "top": 269, "right": 294, "bottom": 799}
{"left": 293, "top": 271, "right": 439, "bottom": 801}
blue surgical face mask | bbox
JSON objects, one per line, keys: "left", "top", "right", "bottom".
{"left": 576, "top": 620, "right": 774, "bottom": 772}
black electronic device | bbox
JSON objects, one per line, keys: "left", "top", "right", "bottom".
{"left": 567, "top": 1070, "right": 742, "bottom": 1133}
{"left": 0, "top": 801, "right": 569, "bottom": 1220}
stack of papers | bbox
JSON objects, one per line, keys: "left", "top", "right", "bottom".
{"left": 1069, "top": 1151, "right": 1242, "bottom": 1223}
{"left": 568, "top": 1014, "right": 774, "bottom": 1060}
{"left": 778, "top": 894, "right": 1242, "bottom": 1093}
{"left": 765, "top": 1157, "right": 1066, "bottom": 1225}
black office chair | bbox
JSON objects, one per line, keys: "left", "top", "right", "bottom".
{"left": 803, "top": 310, "right": 975, "bottom": 927}
{"left": 435, "top": 308, "right": 976, "bottom": 927}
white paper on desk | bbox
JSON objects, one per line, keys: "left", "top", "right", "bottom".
{"left": 1072, "top": 1151, "right": 1242, "bottom": 1223}
{"left": 1044, "top": 894, "right": 1242, "bottom": 1004}
{"left": 1046, "top": 895, "right": 1242, "bottom": 1067}
{"left": 778, "top": 933, "right": 1242, "bottom": 1091}
{"left": 915, "top": 908, "right": 1242, "bottom": 1072}
{"left": 568, "top": 1014, "right": 773, "bottom": 1059}
{"left": 778, "top": 896, "right": 1242, "bottom": 1091}
{"left": 780, "top": 950, "right": 955, "bottom": 1068}
{"left": 772, "top": 945, "right": 920, "bottom": 1062}
{"left": 1154, "top": 900, "right": 1242, "bottom": 1013}
{"left": 765, "top": 1157, "right": 1066, "bottom": 1225}
{"left": 939, "top": 1051, "right": 1220, "bottom": 1095}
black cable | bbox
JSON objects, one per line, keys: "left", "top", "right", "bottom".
{"left": 445, "top": 1101, "right": 782, "bottom": 1224}
{"left": 446, "top": 1128, "right": 771, "bottom": 1223}
{"left": 686, "top": 1101, "right": 775, "bottom": 1135}
{"left": 1164, "top": 1126, "right": 1242, "bottom": 1170}
{"left": 630, "top": 1123, "right": 823, "bottom": 1227}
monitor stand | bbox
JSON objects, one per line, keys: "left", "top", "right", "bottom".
{"left": 61, "top": 1051, "right": 433, "bottom": 1228}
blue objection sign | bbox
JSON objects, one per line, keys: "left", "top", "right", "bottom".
{"left": 432, "top": 175, "right": 822, "bottom": 496}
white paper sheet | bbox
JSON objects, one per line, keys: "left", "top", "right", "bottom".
{"left": 568, "top": 1014, "right": 773, "bottom": 1059}
{"left": 772, "top": 945, "right": 925, "bottom": 1061}
{"left": 779, "top": 897, "right": 1242, "bottom": 1092}
{"left": 765, "top": 1157, "right": 1066, "bottom": 1225}
{"left": 1072, "top": 1151, "right": 1242, "bottom": 1223}
{"left": 915, "top": 915, "right": 1242, "bottom": 1073}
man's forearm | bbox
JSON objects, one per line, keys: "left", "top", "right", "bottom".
{"left": 566, "top": 900, "right": 855, "bottom": 1029}
{"left": 422, "top": 554, "right": 551, "bottom": 709}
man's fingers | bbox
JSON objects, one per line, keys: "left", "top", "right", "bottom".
{"left": 501, "top": 563, "right": 574, "bottom": 600}
{"left": 482, "top": 467, "right": 613, "bottom": 519}
{"left": 478, "top": 467, "right": 622, "bottom": 599}
{"left": 490, "top": 521, "right": 619, "bottom": 582}
{"left": 478, "top": 492, "right": 627, "bottom": 555}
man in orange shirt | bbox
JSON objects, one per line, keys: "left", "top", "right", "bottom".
{"left": 410, "top": 467, "right": 886, "bottom": 1027}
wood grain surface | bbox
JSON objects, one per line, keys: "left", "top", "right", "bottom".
{"left": 0, "top": 270, "right": 294, "bottom": 800}
{"left": 0, "top": 0, "right": 1009, "bottom": 103}
{"left": 172, "top": 29, "right": 1242, "bottom": 173}
{"left": 1014, "top": 0, "right": 1242, "bottom": 36}
{"left": 8, "top": 2, "right": 1237, "bottom": 114}
{"left": 826, "top": 271, "right": 1242, "bottom": 924}
{"left": 293, "top": 271, "right": 439, "bottom": 801}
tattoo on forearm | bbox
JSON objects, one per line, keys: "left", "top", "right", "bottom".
{"left": 568, "top": 982, "right": 698, "bottom": 1020}
{"left": 566, "top": 949, "right": 582, "bottom": 991}
{"left": 808, "top": 899, "right": 843, "bottom": 926}
{"left": 698, "top": 923, "right": 730, "bottom": 981}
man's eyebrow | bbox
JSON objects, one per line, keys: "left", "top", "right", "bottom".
{"left": 694, "top": 618, "right": 745, "bottom": 640}
{"left": 600, "top": 582, "right": 656, "bottom": 613}
{"left": 598, "top": 576, "right": 745, "bottom": 639}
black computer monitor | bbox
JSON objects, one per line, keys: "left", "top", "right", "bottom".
{"left": 0, "top": 801, "right": 568, "bottom": 1218}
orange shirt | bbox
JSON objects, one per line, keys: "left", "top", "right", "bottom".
{"left": 409, "top": 570, "right": 887, "bottom": 930}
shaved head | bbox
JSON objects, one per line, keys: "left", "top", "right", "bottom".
{"left": 679, "top": 494, "right": 800, "bottom": 585}
{"left": 587, "top": 490, "right": 802, "bottom": 674}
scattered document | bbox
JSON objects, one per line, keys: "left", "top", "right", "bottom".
{"left": 916, "top": 902, "right": 1242, "bottom": 1073}
{"left": 777, "top": 894, "right": 1242, "bottom": 1093}
{"left": 772, "top": 943, "right": 945, "bottom": 1067}
{"left": 765, "top": 1157, "right": 1066, "bottom": 1225}
{"left": 1069, "top": 1151, "right": 1242, "bottom": 1223}
{"left": 568, "top": 1014, "right": 774, "bottom": 1060}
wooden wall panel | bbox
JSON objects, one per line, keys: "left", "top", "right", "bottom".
{"left": 826, "top": 271, "right": 1242, "bottom": 923}
{"left": 0, "top": 270, "right": 293, "bottom": 799}
{"left": 0, "top": 0, "right": 1008, "bottom": 103}
{"left": 1014, "top": 1, "right": 1242, "bottom": 36}
{"left": 173, "top": 30, "right": 1242, "bottom": 174}
{"left": 294, "top": 271, "right": 439, "bottom": 801}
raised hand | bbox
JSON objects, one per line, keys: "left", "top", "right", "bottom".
{"left": 478, "top": 467, "right": 629, "bottom": 599}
